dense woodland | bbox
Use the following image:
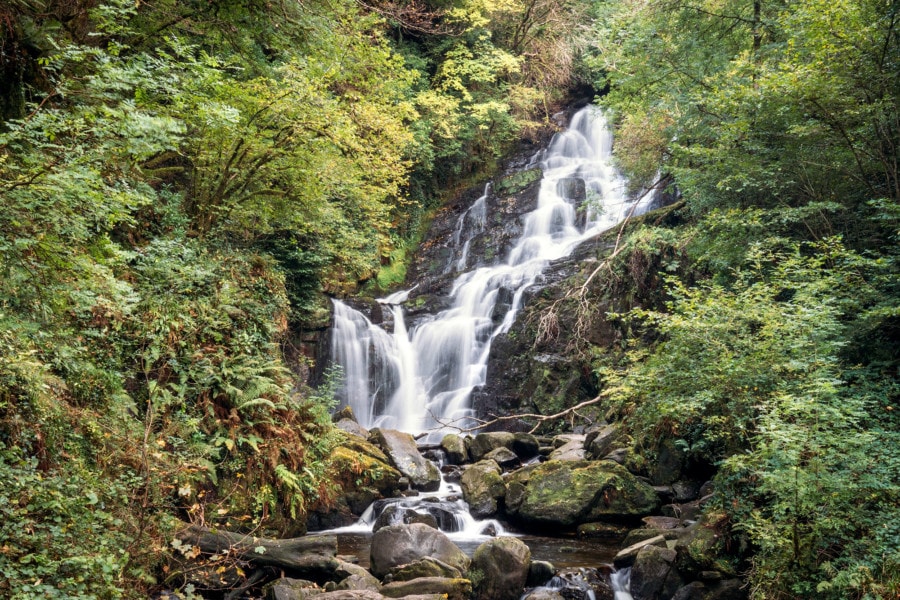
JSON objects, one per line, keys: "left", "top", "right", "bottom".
{"left": 0, "top": 0, "right": 897, "bottom": 598}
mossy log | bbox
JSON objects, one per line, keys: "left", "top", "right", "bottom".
{"left": 178, "top": 524, "right": 340, "bottom": 579}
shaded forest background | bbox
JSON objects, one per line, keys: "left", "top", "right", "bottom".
{"left": 0, "top": 0, "right": 897, "bottom": 598}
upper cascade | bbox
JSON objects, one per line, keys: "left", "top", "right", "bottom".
{"left": 330, "top": 106, "right": 655, "bottom": 439}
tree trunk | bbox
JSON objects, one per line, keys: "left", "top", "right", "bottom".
{"left": 178, "top": 524, "right": 340, "bottom": 580}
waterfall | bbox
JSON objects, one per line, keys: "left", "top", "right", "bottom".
{"left": 330, "top": 106, "right": 654, "bottom": 437}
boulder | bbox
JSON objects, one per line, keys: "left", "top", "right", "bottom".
{"left": 503, "top": 463, "right": 540, "bottom": 514}
{"left": 672, "top": 582, "right": 708, "bottom": 600}
{"left": 548, "top": 442, "right": 585, "bottom": 461}
{"left": 441, "top": 464, "right": 462, "bottom": 483}
{"left": 512, "top": 433, "right": 541, "bottom": 458}
{"left": 333, "top": 406, "right": 357, "bottom": 422}
{"left": 662, "top": 499, "right": 703, "bottom": 522}
{"left": 630, "top": 545, "right": 683, "bottom": 600}
{"left": 336, "top": 419, "right": 370, "bottom": 439}
{"left": 335, "top": 561, "right": 381, "bottom": 592}
{"left": 704, "top": 578, "right": 747, "bottom": 600}
{"left": 613, "top": 535, "right": 668, "bottom": 568}
{"left": 551, "top": 433, "right": 585, "bottom": 448}
{"left": 372, "top": 505, "right": 438, "bottom": 533}
{"left": 387, "top": 557, "right": 463, "bottom": 581}
{"left": 369, "top": 428, "right": 441, "bottom": 492}
{"left": 643, "top": 516, "right": 682, "bottom": 530}
{"left": 308, "top": 439, "right": 402, "bottom": 530}
{"left": 603, "top": 448, "right": 632, "bottom": 466}
{"left": 440, "top": 434, "right": 468, "bottom": 465}
{"left": 508, "top": 461, "right": 660, "bottom": 528}
{"left": 584, "top": 425, "right": 621, "bottom": 459}
{"left": 461, "top": 460, "right": 507, "bottom": 518}
{"left": 650, "top": 438, "right": 685, "bottom": 485}
{"left": 548, "top": 437, "right": 586, "bottom": 461}
{"left": 526, "top": 560, "right": 556, "bottom": 587}
{"left": 369, "top": 523, "right": 470, "bottom": 579}
{"left": 673, "top": 515, "right": 726, "bottom": 577}
{"left": 673, "top": 481, "right": 701, "bottom": 503}
{"left": 468, "top": 432, "right": 516, "bottom": 461}
{"left": 265, "top": 578, "right": 319, "bottom": 600}
{"left": 470, "top": 537, "right": 532, "bottom": 600}
{"left": 335, "top": 572, "right": 381, "bottom": 592}
{"left": 484, "top": 446, "right": 521, "bottom": 470}
{"left": 380, "top": 577, "right": 472, "bottom": 600}
{"left": 557, "top": 177, "right": 587, "bottom": 204}
{"left": 672, "top": 579, "right": 746, "bottom": 600}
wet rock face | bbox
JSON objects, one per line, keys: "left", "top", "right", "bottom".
{"left": 404, "top": 139, "right": 550, "bottom": 302}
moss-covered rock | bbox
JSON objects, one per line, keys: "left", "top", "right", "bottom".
{"left": 328, "top": 444, "right": 402, "bottom": 498}
{"left": 369, "top": 428, "right": 441, "bottom": 492}
{"left": 470, "top": 537, "right": 532, "bottom": 600}
{"left": 495, "top": 168, "right": 542, "bottom": 195}
{"left": 674, "top": 512, "right": 732, "bottom": 578}
{"left": 460, "top": 459, "right": 506, "bottom": 518}
{"left": 440, "top": 433, "right": 468, "bottom": 465}
{"left": 508, "top": 460, "right": 659, "bottom": 528}
{"left": 468, "top": 432, "right": 516, "bottom": 461}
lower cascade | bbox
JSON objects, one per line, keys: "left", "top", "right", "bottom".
{"left": 329, "top": 105, "right": 654, "bottom": 438}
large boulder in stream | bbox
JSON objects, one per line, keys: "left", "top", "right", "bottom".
{"left": 369, "top": 523, "right": 470, "bottom": 579}
{"left": 469, "top": 537, "right": 532, "bottom": 600}
{"left": 440, "top": 434, "right": 468, "bottom": 465}
{"left": 369, "top": 428, "right": 441, "bottom": 492}
{"left": 630, "top": 545, "right": 684, "bottom": 600}
{"left": 460, "top": 459, "right": 506, "bottom": 518}
{"left": 505, "top": 460, "right": 659, "bottom": 528}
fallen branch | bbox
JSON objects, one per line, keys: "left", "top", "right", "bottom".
{"left": 432, "top": 395, "right": 605, "bottom": 435}
{"left": 177, "top": 524, "right": 339, "bottom": 580}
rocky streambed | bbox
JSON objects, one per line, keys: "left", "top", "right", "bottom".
{"left": 170, "top": 411, "right": 746, "bottom": 600}
{"left": 266, "top": 411, "right": 746, "bottom": 600}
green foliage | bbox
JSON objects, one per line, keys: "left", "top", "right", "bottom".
{"left": 599, "top": 233, "right": 899, "bottom": 598}
{"left": 0, "top": 446, "right": 134, "bottom": 599}
{"left": 0, "top": 0, "right": 596, "bottom": 594}
{"left": 591, "top": 0, "right": 900, "bottom": 221}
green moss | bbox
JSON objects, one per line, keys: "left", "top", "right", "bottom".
{"left": 496, "top": 168, "right": 542, "bottom": 195}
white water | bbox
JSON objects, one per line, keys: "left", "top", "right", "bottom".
{"left": 611, "top": 567, "right": 634, "bottom": 600}
{"left": 327, "top": 475, "right": 508, "bottom": 543}
{"left": 330, "top": 106, "right": 655, "bottom": 439}
{"left": 522, "top": 567, "right": 633, "bottom": 600}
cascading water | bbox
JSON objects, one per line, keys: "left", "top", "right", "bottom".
{"left": 330, "top": 106, "right": 655, "bottom": 438}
